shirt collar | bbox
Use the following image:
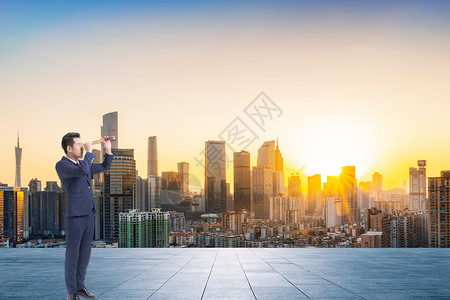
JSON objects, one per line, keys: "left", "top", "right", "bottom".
{"left": 65, "top": 156, "right": 79, "bottom": 165}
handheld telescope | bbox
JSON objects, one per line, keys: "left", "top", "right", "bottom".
{"left": 91, "top": 136, "right": 115, "bottom": 145}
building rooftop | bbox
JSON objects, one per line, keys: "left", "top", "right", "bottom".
{"left": 2, "top": 248, "right": 450, "bottom": 299}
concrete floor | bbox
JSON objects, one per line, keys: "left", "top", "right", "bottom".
{"left": 1, "top": 248, "right": 450, "bottom": 299}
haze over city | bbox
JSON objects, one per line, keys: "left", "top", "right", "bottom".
{"left": 1, "top": 1, "right": 450, "bottom": 192}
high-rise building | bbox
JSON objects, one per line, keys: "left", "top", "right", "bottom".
{"left": 148, "top": 175, "right": 162, "bottom": 209}
{"left": 358, "top": 181, "right": 373, "bottom": 210}
{"left": 372, "top": 172, "right": 383, "bottom": 201}
{"left": 258, "top": 140, "right": 285, "bottom": 196}
{"left": 274, "top": 138, "right": 284, "bottom": 172}
{"left": 160, "top": 171, "right": 181, "bottom": 208}
{"left": 103, "top": 149, "right": 136, "bottom": 242}
{"left": 308, "top": 174, "right": 322, "bottom": 214}
{"left": 234, "top": 151, "right": 251, "bottom": 212}
{"left": 28, "top": 179, "right": 41, "bottom": 237}
{"left": 147, "top": 136, "right": 158, "bottom": 177}
{"left": 0, "top": 186, "right": 24, "bottom": 245}
{"left": 15, "top": 131, "right": 22, "bottom": 188}
{"left": 428, "top": 171, "right": 450, "bottom": 248}
{"left": 288, "top": 174, "right": 301, "bottom": 197}
{"left": 29, "top": 187, "right": 65, "bottom": 236}
{"left": 323, "top": 176, "right": 339, "bottom": 196}
{"left": 101, "top": 112, "right": 118, "bottom": 148}
{"left": 340, "top": 166, "right": 358, "bottom": 225}
{"left": 91, "top": 149, "right": 105, "bottom": 240}
{"left": 274, "top": 139, "right": 285, "bottom": 195}
{"left": 390, "top": 210, "right": 428, "bottom": 248}
{"left": 119, "top": 208, "right": 169, "bottom": 248}
{"left": 326, "top": 196, "right": 342, "bottom": 227}
{"left": 177, "top": 162, "right": 189, "bottom": 199}
{"left": 205, "top": 141, "right": 226, "bottom": 213}
{"left": 136, "top": 174, "right": 148, "bottom": 212}
{"left": 257, "top": 140, "right": 275, "bottom": 169}
{"left": 252, "top": 166, "right": 273, "bottom": 219}
{"left": 410, "top": 160, "right": 427, "bottom": 211}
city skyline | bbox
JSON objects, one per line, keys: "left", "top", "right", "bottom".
{"left": 1, "top": 1, "right": 450, "bottom": 191}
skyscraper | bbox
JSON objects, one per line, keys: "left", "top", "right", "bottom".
{"left": 274, "top": 138, "right": 284, "bottom": 172}
{"left": 308, "top": 174, "right": 322, "bottom": 214}
{"left": 372, "top": 172, "right": 383, "bottom": 201}
{"left": 15, "top": 131, "right": 22, "bottom": 188}
{"left": 177, "top": 162, "right": 189, "bottom": 199}
{"left": 160, "top": 171, "right": 181, "bottom": 208}
{"left": 258, "top": 140, "right": 284, "bottom": 196}
{"left": 136, "top": 174, "right": 148, "bottom": 212}
{"left": 428, "top": 171, "right": 450, "bottom": 248}
{"left": 148, "top": 175, "right": 162, "bottom": 209}
{"left": 205, "top": 141, "right": 226, "bottom": 213}
{"left": 103, "top": 149, "right": 136, "bottom": 242}
{"left": 101, "top": 112, "right": 118, "bottom": 148}
{"left": 0, "top": 186, "right": 24, "bottom": 245}
{"left": 29, "top": 185, "right": 65, "bottom": 237}
{"left": 252, "top": 166, "right": 273, "bottom": 219}
{"left": 28, "top": 179, "right": 41, "bottom": 236}
{"left": 288, "top": 174, "right": 301, "bottom": 197}
{"left": 257, "top": 140, "right": 275, "bottom": 169}
{"left": 147, "top": 136, "right": 158, "bottom": 177}
{"left": 340, "top": 166, "right": 358, "bottom": 225}
{"left": 410, "top": 160, "right": 427, "bottom": 211}
{"left": 234, "top": 151, "right": 251, "bottom": 212}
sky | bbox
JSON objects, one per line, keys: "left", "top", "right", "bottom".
{"left": 1, "top": 0, "right": 450, "bottom": 193}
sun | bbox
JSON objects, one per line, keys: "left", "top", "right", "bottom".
{"left": 296, "top": 121, "right": 375, "bottom": 178}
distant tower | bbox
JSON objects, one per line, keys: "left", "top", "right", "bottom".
{"left": 177, "top": 162, "right": 189, "bottom": 198}
{"left": 234, "top": 151, "right": 251, "bottom": 212}
{"left": 148, "top": 136, "right": 158, "bottom": 177}
{"left": 15, "top": 131, "right": 22, "bottom": 188}
{"left": 340, "top": 166, "right": 358, "bottom": 225}
{"left": 410, "top": 160, "right": 427, "bottom": 211}
{"left": 372, "top": 172, "right": 383, "bottom": 201}
{"left": 101, "top": 112, "right": 118, "bottom": 148}
{"left": 103, "top": 149, "right": 136, "bottom": 242}
{"left": 274, "top": 138, "right": 284, "bottom": 172}
{"left": 274, "top": 138, "right": 285, "bottom": 195}
{"left": 205, "top": 141, "right": 226, "bottom": 213}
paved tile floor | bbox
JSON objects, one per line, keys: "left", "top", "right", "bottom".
{"left": 1, "top": 248, "right": 450, "bottom": 299}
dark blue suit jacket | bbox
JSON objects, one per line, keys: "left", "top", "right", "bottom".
{"left": 55, "top": 152, "right": 113, "bottom": 217}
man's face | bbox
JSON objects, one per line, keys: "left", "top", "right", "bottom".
{"left": 68, "top": 137, "right": 84, "bottom": 159}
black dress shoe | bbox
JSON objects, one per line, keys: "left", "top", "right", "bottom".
{"left": 77, "top": 288, "right": 97, "bottom": 299}
{"left": 67, "top": 294, "right": 80, "bottom": 300}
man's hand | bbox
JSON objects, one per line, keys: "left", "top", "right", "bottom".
{"left": 84, "top": 141, "right": 93, "bottom": 153}
{"left": 102, "top": 139, "right": 112, "bottom": 155}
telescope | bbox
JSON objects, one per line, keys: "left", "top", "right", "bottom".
{"left": 91, "top": 136, "right": 115, "bottom": 145}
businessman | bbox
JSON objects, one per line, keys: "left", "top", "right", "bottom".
{"left": 56, "top": 132, "right": 113, "bottom": 300}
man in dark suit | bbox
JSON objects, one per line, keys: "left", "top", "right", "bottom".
{"left": 56, "top": 132, "right": 113, "bottom": 300}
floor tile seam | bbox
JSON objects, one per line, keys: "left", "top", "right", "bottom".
{"left": 234, "top": 249, "right": 259, "bottom": 300}
{"left": 97, "top": 248, "right": 189, "bottom": 297}
{"left": 249, "top": 248, "right": 311, "bottom": 299}
{"left": 200, "top": 249, "right": 220, "bottom": 300}
{"left": 148, "top": 248, "right": 217, "bottom": 300}
{"left": 264, "top": 249, "right": 368, "bottom": 300}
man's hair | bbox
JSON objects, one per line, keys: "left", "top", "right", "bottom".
{"left": 61, "top": 132, "right": 80, "bottom": 154}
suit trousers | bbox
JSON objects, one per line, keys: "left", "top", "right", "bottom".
{"left": 65, "top": 212, "right": 95, "bottom": 294}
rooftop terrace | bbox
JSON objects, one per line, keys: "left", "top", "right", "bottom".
{"left": 2, "top": 248, "right": 450, "bottom": 299}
